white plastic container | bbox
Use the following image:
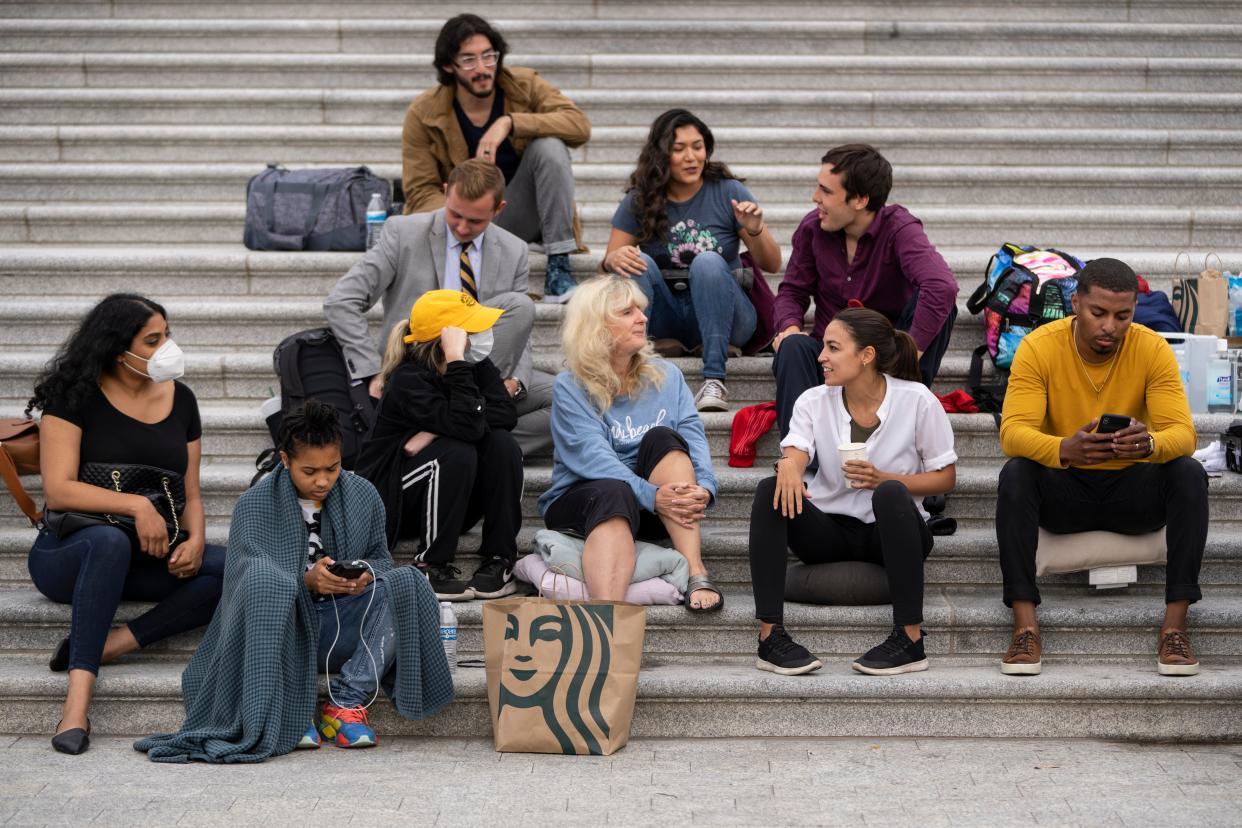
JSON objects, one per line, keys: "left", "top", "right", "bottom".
{"left": 439, "top": 601, "right": 457, "bottom": 675}
{"left": 1158, "top": 332, "right": 1217, "bottom": 413}
{"left": 1207, "top": 339, "right": 1234, "bottom": 414}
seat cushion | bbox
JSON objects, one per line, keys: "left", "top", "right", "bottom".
{"left": 1034, "top": 528, "right": 1167, "bottom": 576}
{"left": 784, "top": 561, "right": 891, "bottom": 605}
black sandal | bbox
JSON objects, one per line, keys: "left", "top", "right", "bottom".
{"left": 685, "top": 574, "right": 724, "bottom": 613}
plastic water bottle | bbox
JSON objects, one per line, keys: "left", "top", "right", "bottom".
{"left": 365, "top": 192, "right": 386, "bottom": 250}
{"left": 439, "top": 601, "right": 457, "bottom": 675}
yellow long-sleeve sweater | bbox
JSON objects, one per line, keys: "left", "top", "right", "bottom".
{"left": 998, "top": 317, "right": 1196, "bottom": 470}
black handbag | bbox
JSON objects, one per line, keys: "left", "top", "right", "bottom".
{"left": 43, "top": 462, "right": 189, "bottom": 551}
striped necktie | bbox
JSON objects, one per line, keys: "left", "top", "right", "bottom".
{"left": 458, "top": 244, "right": 478, "bottom": 300}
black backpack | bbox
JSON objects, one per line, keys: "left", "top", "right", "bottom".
{"left": 243, "top": 165, "right": 389, "bottom": 251}
{"left": 267, "top": 328, "right": 376, "bottom": 470}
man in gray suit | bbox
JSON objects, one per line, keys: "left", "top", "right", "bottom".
{"left": 324, "top": 158, "right": 553, "bottom": 456}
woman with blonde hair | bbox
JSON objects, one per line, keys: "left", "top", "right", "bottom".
{"left": 537, "top": 275, "right": 723, "bottom": 611}
{"left": 356, "top": 290, "right": 523, "bottom": 602}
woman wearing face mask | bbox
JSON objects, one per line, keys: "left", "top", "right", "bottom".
{"left": 356, "top": 289, "right": 522, "bottom": 603}
{"left": 603, "top": 108, "right": 781, "bottom": 413}
{"left": 25, "top": 293, "right": 226, "bottom": 755}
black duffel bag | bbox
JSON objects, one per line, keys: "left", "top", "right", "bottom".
{"left": 243, "top": 164, "right": 390, "bottom": 251}
{"left": 44, "top": 462, "right": 188, "bottom": 552}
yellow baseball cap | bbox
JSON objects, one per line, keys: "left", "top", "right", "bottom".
{"left": 404, "top": 289, "right": 504, "bottom": 344}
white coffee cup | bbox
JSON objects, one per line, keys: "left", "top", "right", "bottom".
{"left": 838, "top": 442, "right": 869, "bottom": 488}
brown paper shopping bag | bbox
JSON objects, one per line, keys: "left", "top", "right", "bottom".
{"left": 1173, "top": 252, "right": 1230, "bottom": 337}
{"left": 483, "top": 592, "right": 646, "bottom": 755}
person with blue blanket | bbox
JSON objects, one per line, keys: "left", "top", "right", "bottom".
{"left": 135, "top": 402, "right": 453, "bottom": 763}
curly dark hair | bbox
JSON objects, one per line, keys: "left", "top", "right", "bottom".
{"left": 625, "top": 109, "right": 740, "bottom": 245}
{"left": 26, "top": 293, "right": 167, "bottom": 417}
{"left": 433, "top": 14, "right": 508, "bottom": 86}
{"left": 277, "top": 400, "right": 342, "bottom": 458}
{"left": 1076, "top": 257, "right": 1138, "bottom": 297}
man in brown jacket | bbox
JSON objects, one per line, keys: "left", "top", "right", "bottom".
{"left": 403, "top": 14, "right": 591, "bottom": 302}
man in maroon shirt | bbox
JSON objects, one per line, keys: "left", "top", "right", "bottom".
{"left": 771, "top": 144, "right": 958, "bottom": 435}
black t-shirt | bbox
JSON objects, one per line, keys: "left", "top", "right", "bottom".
{"left": 42, "top": 381, "right": 202, "bottom": 476}
{"left": 453, "top": 87, "right": 520, "bottom": 183}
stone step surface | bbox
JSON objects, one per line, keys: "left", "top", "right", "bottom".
{"left": 3, "top": 202, "right": 1239, "bottom": 248}
{"left": 2, "top": 654, "right": 1239, "bottom": 740}
{"left": 4, "top": 20, "right": 1241, "bottom": 57}
{"left": 4, "top": 585, "right": 1241, "bottom": 660}
{"left": 6, "top": 161, "right": 1242, "bottom": 208}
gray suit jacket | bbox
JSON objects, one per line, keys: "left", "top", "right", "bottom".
{"left": 323, "top": 209, "right": 531, "bottom": 380}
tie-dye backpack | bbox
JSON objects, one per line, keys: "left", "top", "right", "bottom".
{"left": 967, "top": 243, "right": 1084, "bottom": 372}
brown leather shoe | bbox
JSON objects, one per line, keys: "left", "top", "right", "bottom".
{"left": 1001, "top": 627, "right": 1042, "bottom": 675}
{"left": 1157, "top": 629, "right": 1200, "bottom": 676}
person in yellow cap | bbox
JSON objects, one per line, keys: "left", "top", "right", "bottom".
{"left": 355, "top": 290, "right": 523, "bottom": 601}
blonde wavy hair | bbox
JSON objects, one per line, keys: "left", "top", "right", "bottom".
{"left": 377, "top": 320, "right": 443, "bottom": 391}
{"left": 562, "top": 275, "right": 663, "bottom": 412}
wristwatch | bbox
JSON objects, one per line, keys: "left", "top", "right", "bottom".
{"left": 507, "top": 377, "right": 527, "bottom": 403}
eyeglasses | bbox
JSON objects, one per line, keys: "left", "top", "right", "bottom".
{"left": 454, "top": 50, "right": 499, "bottom": 70}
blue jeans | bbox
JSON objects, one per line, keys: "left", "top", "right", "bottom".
{"left": 631, "top": 251, "right": 757, "bottom": 380}
{"left": 27, "top": 525, "right": 226, "bottom": 674}
{"left": 316, "top": 579, "right": 398, "bottom": 708}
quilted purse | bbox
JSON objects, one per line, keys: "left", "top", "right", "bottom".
{"left": 44, "top": 462, "right": 189, "bottom": 551}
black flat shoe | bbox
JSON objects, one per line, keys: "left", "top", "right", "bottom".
{"left": 51, "top": 719, "right": 90, "bottom": 755}
{"left": 49, "top": 637, "right": 69, "bottom": 672}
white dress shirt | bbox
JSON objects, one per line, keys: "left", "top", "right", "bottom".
{"left": 443, "top": 230, "right": 485, "bottom": 292}
{"left": 779, "top": 375, "right": 957, "bottom": 522}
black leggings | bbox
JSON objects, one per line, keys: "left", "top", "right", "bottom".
{"left": 996, "top": 456, "right": 1207, "bottom": 607}
{"left": 748, "top": 477, "right": 933, "bottom": 626}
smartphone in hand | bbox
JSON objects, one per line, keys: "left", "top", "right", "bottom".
{"left": 327, "top": 560, "right": 368, "bottom": 579}
{"left": 1096, "top": 414, "right": 1131, "bottom": 434}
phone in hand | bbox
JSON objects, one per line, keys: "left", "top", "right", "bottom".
{"left": 327, "top": 560, "right": 368, "bottom": 580}
{"left": 1096, "top": 414, "right": 1131, "bottom": 434}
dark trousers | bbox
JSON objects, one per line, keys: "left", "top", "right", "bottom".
{"left": 397, "top": 429, "right": 523, "bottom": 566}
{"left": 772, "top": 293, "right": 957, "bottom": 437}
{"left": 543, "top": 426, "right": 689, "bottom": 540}
{"left": 995, "top": 457, "right": 1207, "bottom": 607}
{"left": 748, "top": 477, "right": 933, "bottom": 626}
{"left": 27, "top": 525, "right": 226, "bottom": 674}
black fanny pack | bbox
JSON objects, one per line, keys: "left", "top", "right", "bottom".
{"left": 44, "top": 462, "right": 188, "bottom": 551}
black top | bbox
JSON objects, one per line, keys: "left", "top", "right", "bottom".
{"left": 356, "top": 358, "right": 516, "bottom": 545}
{"left": 453, "top": 87, "right": 520, "bottom": 184}
{"left": 42, "top": 381, "right": 202, "bottom": 476}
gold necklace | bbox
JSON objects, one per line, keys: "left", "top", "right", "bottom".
{"left": 1071, "top": 320, "right": 1118, "bottom": 396}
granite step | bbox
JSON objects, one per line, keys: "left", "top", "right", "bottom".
{"left": 5, "top": 1, "right": 1239, "bottom": 25}
{"left": 2, "top": 654, "right": 1239, "bottom": 740}
{"left": 3, "top": 202, "right": 1238, "bottom": 249}
{"left": 5, "top": 51, "right": 1242, "bottom": 92}
{"left": 4, "top": 461, "right": 1241, "bottom": 533}
{"left": 3, "top": 20, "right": 1241, "bottom": 58}
{"left": 3, "top": 585, "right": 1242, "bottom": 662}
{"left": 7, "top": 160, "right": 1242, "bottom": 209}
{"left": 0, "top": 88, "right": 1239, "bottom": 130}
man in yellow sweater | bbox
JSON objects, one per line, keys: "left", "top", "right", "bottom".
{"left": 996, "top": 258, "right": 1207, "bottom": 677}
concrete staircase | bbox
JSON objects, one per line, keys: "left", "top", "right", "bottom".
{"left": 1, "top": 0, "right": 1240, "bottom": 741}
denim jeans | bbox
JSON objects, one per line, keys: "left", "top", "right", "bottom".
{"left": 27, "top": 525, "right": 226, "bottom": 674}
{"left": 316, "top": 579, "right": 398, "bottom": 708}
{"left": 631, "top": 251, "right": 757, "bottom": 380}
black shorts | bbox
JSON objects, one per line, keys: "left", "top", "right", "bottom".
{"left": 543, "top": 426, "right": 691, "bottom": 541}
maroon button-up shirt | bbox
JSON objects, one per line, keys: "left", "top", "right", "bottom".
{"left": 773, "top": 205, "right": 957, "bottom": 351}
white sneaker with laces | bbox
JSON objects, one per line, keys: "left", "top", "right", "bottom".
{"left": 694, "top": 378, "right": 729, "bottom": 412}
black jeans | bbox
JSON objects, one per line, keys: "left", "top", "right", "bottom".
{"left": 543, "top": 426, "right": 690, "bottom": 540}
{"left": 995, "top": 457, "right": 1207, "bottom": 607}
{"left": 27, "top": 525, "right": 226, "bottom": 674}
{"left": 398, "top": 428, "right": 523, "bottom": 566}
{"left": 748, "top": 477, "right": 933, "bottom": 626}
{"left": 772, "top": 292, "right": 957, "bottom": 437}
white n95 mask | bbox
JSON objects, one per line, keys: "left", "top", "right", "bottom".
{"left": 124, "top": 339, "right": 186, "bottom": 383}
{"left": 464, "top": 328, "right": 494, "bottom": 364}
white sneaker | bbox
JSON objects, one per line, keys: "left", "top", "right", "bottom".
{"left": 694, "top": 378, "right": 729, "bottom": 412}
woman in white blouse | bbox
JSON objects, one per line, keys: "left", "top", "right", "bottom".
{"left": 748, "top": 308, "right": 957, "bottom": 677}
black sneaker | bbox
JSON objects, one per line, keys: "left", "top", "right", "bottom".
{"left": 416, "top": 562, "right": 472, "bottom": 601}
{"left": 851, "top": 626, "right": 929, "bottom": 676}
{"left": 756, "top": 624, "right": 823, "bottom": 676}
{"left": 467, "top": 557, "right": 518, "bottom": 600}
